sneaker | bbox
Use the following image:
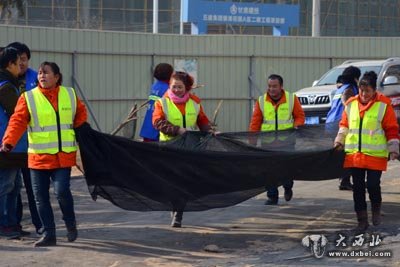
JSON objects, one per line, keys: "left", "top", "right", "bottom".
{"left": 284, "top": 188, "right": 293, "bottom": 202}
{"left": 264, "top": 198, "right": 278, "bottom": 205}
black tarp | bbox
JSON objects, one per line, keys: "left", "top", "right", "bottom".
{"left": 75, "top": 123, "right": 348, "bottom": 211}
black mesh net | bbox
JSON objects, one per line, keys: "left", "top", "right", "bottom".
{"left": 75, "top": 122, "right": 348, "bottom": 212}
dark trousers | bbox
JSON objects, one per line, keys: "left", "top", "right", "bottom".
{"left": 266, "top": 180, "right": 294, "bottom": 199}
{"left": 31, "top": 168, "right": 76, "bottom": 237}
{"left": 351, "top": 168, "right": 382, "bottom": 212}
{"left": 16, "top": 168, "right": 42, "bottom": 231}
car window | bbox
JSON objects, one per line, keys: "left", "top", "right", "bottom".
{"left": 316, "top": 66, "right": 382, "bottom": 86}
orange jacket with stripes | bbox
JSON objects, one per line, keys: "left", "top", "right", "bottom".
{"left": 249, "top": 90, "right": 305, "bottom": 132}
{"left": 339, "top": 92, "right": 399, "bottom": 171}
{"left": 2, "top": 85, "right": 87, "bottom": 169}
{"left": 152, "top": 93, "right": 211, "bottom": 136}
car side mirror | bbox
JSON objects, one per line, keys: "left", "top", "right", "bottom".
{"left": 382, "top": 76, "right": 399, "bottom": 86}
{"left": 312, "top": 80, "right": 318, "bottom": 87}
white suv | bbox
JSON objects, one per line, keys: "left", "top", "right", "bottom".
{"left": 295, "top": 58, "right": 400, "bottom": 124}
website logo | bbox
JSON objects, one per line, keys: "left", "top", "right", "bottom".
{"left": 301, "top": 234, "right": 328, "bottom": 258}
{"left": 230, "top": 4, "right": 238, "bottom": 15}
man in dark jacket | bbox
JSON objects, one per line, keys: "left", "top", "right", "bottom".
{"left": 6, "top": 42, "right": 41, "bottom": 235}
{"left": 0, "top": 47, "right": 25, "bottom": 238}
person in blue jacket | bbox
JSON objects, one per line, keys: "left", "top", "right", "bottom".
{"left": 326, "top": 66, "right": 361, "bottom": 191}
{"left": 140, "top": 63, "right": 174, "bottom": 142}
{"left": 6, "top": 42, "right": 37, "bottom": 93}
{"left": 6, "top": 42, "right": 41, "bottom": 235}
{"left": 0, "top": 47, "right": 24, "bottom": 238}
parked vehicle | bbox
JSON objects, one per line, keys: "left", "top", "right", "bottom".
{"left": 295, "top": 58, "right": 400, "bottom": 125}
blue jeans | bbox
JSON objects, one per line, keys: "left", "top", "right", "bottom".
{"left": 17, "top": 168, "right": 42, "bottom": 231}
{"left": 266, "top": 180, "right": 294, "bottom": 199}
{"left": 31, "top": 168, "right": 76, "bottom": 237}
{"left": 0, "top": 169, "right": 22, "bottom": 227}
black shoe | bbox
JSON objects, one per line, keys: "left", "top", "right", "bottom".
{"left": 19, "top": 229, "right": 31, "bottom": 236}
{"left": 264, "top": 198, "right": 278, "bottom": 205}
{"left": 339, "top": 183, "right": 353, "bottom": 191}
{"left": 0, "top": 226, "right": 21, "bottom": 238}
{"left": 171, "top": 219, "right": 182, "bottom": 228}
{"left": 67, "top": 227, "right": 78, "bottom": 242}
{"left": 15, "top": 225, "right": 31, "bottom": 236}
{"left": 34, "top": 235, "right": 57, "bottom": 247}
{"left": 284, "top": 188, "right": 293, "bottom": 202}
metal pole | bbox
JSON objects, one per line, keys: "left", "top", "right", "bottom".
{"left": 153, "top": 0, "right": 158, "bottom": 33}
{"left": 248, "top": 56, "right": 255, "bottom": 124}
{"left": 312, "top": 0, "right": 320, "bottom": 37}
{"left": 180, "top": 0, "right": 184, "bottom": 34}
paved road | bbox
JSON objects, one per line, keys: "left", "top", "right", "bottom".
{"left": 1, "top": 162, "right": 399, "bottom": 267}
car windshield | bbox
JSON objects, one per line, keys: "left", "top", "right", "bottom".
{"left": 316, "top": 66, "right": 382, "bottom": 86}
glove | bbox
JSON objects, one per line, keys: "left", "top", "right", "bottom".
{"left": 0, "top": 143, "right": 13, "bottom": 153}
{"left": 333, "top": 142, "right": 344, "bottom": 151}
{"left": 334, "top": 127, "right": 349, "bottom": 146}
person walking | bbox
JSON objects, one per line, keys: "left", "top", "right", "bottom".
{"left": 0, "top": 47, "right": 24, "bottom": 238}
{"left": 152, "top": 71, "right": 214, "bottom": 227}
{"left": 6, "top": 41, "right": 42, "bottom": 235}
{"left": 334, "top": 71, "right": 399, "bottom": 232}
{"left": 326, "top": 66, "right": 361, "bottom": 191}
{"left": 249, "top": 74, "right": 305, "bottom": 205}
{"left": 140, "top": 63, "right": 174, "bottom": 142}
{"left": 1, "top": 61, "right": 88, "bottom": 246}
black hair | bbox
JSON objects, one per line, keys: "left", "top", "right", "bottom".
{"left": 6, "top": 42, "right": 31, "bottom": 59}
{"left": 336, "top": 75, "right": 343, "bottom": 84}
{"left": 341, "top": 66, "right": 361, "bottom": 86}
{"left": 38, "top": 61, "right": 63, "bottom": 85}
{"left": 171, "top": 71, "right": 194, "bottom": 91}
{"left": 0, "top": 47, "right": 20, "bottom": 69}
{"left": 153, "top": 63, "right": 173, "bottom": 81}
{"left": 268, "top": 74, "right": 283, "bottom": 86}
{"left": 359, "top": 71, "right": 377, "bottom": 90}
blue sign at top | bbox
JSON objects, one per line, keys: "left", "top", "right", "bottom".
{"left": 182, "top": 0, "right": 299, "bottom": 36}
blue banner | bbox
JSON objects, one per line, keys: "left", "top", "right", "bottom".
{"left": 182, "top": 0, "right": 299, "bottom": 35}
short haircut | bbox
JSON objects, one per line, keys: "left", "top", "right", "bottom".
{"left": 0, "top": 47, "right": 19, "bottom": 69}
{"left": 268, "top": 74, "right": 283, "bottom": 86}
{"left": 6, "top": 42, "right": 31, "bottom": 59}
{"left": 359, "top": 71, "right": 377, "bottom": 89}
{"left": 153, "top": 63, "right": 173, "bottom": 81}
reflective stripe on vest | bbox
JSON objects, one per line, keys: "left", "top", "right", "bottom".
{"left": 158, "top": 97, "right": 200, "bottom": 141}
{"left": 24, "top": 86, "right": 78, "bottom": 154}
{"left": 344, "top": 100, "right": 388, "bottom": 158}
{"left": 259, "top": 91, "right": 294, "bottom": 132}
{"left": 148, "top": 94, "right": 161, "bottom": 101}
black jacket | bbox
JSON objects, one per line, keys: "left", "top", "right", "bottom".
{"left": 0, "top": 69, "right": 27, "bottom": 168}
